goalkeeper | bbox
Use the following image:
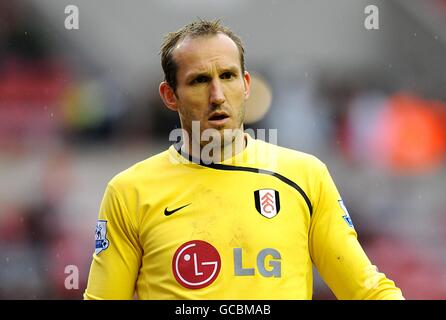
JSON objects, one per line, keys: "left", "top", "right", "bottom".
{"left": 84, "top": 19, "right": 404, "bottom": 300}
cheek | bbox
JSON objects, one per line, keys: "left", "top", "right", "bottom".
{"left": 226, "top": 82, "right": 246, "bottom": 103}
{"left": 179, "top": 105, "right": 200, "bottom": 122}
{"left": 177, "top": 90, "right": 208, "bottom": 117}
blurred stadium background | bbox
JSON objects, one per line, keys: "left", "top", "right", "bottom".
{"left": 1, "top": 0, "right": 446, "bottom": 299}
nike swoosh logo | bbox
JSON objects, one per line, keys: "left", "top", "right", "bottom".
{"left": 164, "top": 203, "right": 191, "bottom": 216}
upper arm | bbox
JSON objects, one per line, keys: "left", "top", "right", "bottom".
{"left": 84, "top": 183, "right": 142, "bottom": 300}
{"left": 309, "top": 164, "right": 404, "bottom": 300}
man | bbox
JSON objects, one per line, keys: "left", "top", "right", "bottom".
{"left": 84, "top": 19, "right": 404, "bottom": 299}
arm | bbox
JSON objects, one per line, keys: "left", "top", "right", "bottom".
{"left": 309, "top": 163, "right": 404, "bottom": 300}
{"left": 84, "top": 183, "right": 142, "bottom": 299}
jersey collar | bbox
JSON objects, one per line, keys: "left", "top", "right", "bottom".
{"left": 168, "top": 133, "right": 255, "bottom": 167}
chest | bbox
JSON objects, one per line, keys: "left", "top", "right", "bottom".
{"left": 139, "top": 170, "right": 311, "bottom": 257}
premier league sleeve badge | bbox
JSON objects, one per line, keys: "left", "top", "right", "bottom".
{"left": 95, "top": 220, "right": 110, "bottom": 255}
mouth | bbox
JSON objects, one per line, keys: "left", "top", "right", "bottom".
{"left": 208, "top": 112, "right": 230, "bottom": 125}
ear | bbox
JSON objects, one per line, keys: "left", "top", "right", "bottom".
{"left": 159, "top": 81, "right": 178, "bottom": 111}
{"left": 243, "top": 71, "right": 251, "bottom": 100}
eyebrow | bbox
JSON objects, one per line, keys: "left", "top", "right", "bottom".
{"left": 185, "top": 66, "right": 240, "bottom": 83}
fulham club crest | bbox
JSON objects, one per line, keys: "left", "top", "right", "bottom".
{"left": 254, "top": 189, "right": 280, "bottom": 218}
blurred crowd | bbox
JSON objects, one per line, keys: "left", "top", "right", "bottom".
{"left": 1, "top": 1, "right": 446, "bottom": 299}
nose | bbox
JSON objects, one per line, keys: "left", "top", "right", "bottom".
{"left": 209, "top": 78, "right": 225, "bottom": 107}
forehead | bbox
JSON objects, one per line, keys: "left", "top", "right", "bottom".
{"left": 172, "top": 33, "right": 241, "bottom": 75}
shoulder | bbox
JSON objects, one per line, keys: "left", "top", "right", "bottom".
{"left": 107, "top": 149, "right": 170, "bottom": 192}
{"left": 253, "top": 138, "right": 327, "bottom": 173}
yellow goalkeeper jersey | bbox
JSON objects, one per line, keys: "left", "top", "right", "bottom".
{"left": 84, "top": 134, "right": 404, "bottom": 300}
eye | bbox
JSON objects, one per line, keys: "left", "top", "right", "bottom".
{"left": 192, "top": 75, "right": 209, "bottom": 84}
{"left": 220, "top": 72, "right": 235, "bottom": 80}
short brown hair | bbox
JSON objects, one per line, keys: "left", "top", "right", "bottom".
{"left": 160, "top": 19, "right": 245, "bottom": 92}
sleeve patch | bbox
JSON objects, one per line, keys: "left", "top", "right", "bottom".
{"left": 338, "top": 200, "right": 354, "bottom": 228}
{"left": 95, "top": 220, "right": 110, "bottom": 254}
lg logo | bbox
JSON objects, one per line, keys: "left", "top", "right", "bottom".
{"left": 172, "top": 240, "right": 221, "bottom": 289}
{"left": 172, "top": 241, "right": 282, "bottom": 289}
{"left": 234, "top": 248, "right": 281, "bottom": 277}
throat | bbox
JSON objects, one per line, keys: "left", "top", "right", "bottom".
{"left": 182, "top": 132, "right": 247, "bottom": 164}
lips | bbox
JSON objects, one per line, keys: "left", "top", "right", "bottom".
{"left": 208, "top": 111, "right": 229, "bottom": 121}
{"left": 208, "top": 111, "right": 230, "bottom": 126}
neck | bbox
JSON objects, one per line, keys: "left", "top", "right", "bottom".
{"left": 181, "top": 129, "right": 247, "bottom": 164}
